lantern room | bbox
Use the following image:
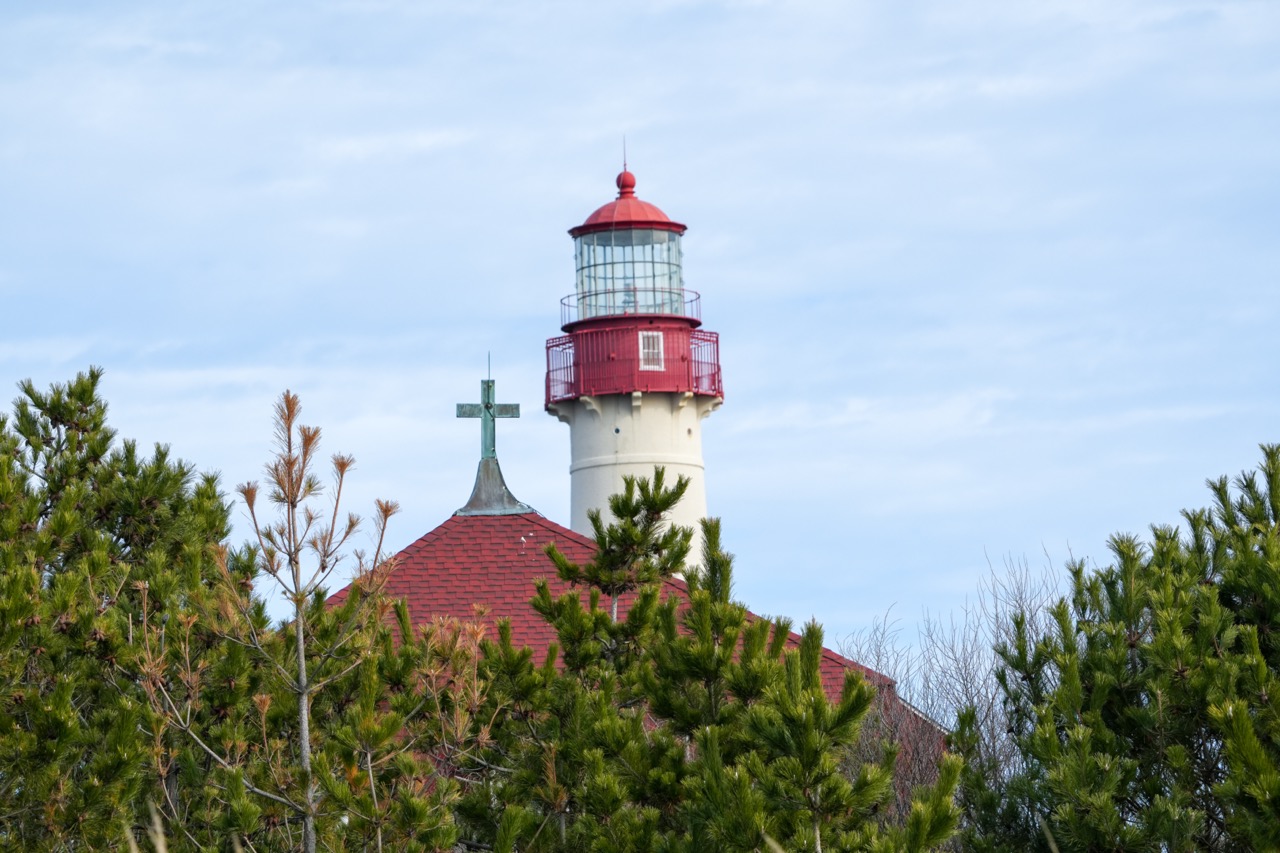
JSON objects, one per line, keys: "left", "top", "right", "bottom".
{"left": 565, "top": 170, "right": 695, "bottom": 324}
{"left": 546, "top": 169, "right": 723, "bottom": 407}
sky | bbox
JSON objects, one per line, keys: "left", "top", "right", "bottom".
{"left": 1, "top": 1, "right": 1278, "bottom": 650}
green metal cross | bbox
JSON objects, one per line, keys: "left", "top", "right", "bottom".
{"left": 457, "top": 379, "right": 519, "bottom": 459}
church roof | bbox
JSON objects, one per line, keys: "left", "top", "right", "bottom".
{"left": 328, "top": 500, "right": 891, "bottom": 698}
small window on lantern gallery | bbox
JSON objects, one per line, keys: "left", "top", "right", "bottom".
{"left": 639, "top": 331, "right": 664, "bottom": 371}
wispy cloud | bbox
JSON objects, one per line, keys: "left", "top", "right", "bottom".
{"left": 309, "top": 129, "right": 472, "bottom": 164}
{"left": 86, "top": 31, "right": 213, "bottom": 59}
{"left": 729, "top": 390, "right": 1013, "bottom": 440}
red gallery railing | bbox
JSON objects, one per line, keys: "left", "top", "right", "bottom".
{"left": 546, "top": 329, "right": 722, "bottom": 406}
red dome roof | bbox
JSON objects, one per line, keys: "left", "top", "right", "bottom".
{"left": 569, "top": 170, "right": 687, "bottom": 237}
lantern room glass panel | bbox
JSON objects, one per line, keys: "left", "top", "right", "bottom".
{"left": 574, "top": 229, "right": 684, "bottom": 320}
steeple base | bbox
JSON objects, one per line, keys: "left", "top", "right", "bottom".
{"left": 456, "top": 457, "right": 534, "bottom": 516}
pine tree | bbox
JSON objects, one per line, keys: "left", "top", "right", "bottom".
{"left": 458, "top": 473, "right": 687, "bottom": 852}
{"left": 1205, "top": 446, "right": 1280, "bottom": 849}
{"left": 958, "top": 445, "right": 1280, "bottom": 851}
{"left": 0, "top": 368, "right": 229, "bottom": 848}
{"left": 746, "top": 624, "right": 887, "bottom": 853}
{"left": 462, "top": 470, "right": 960, "bottom": 852}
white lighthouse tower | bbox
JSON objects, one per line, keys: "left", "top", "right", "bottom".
{"left": 545, "top": 168, "right": 723, "bottom": 541}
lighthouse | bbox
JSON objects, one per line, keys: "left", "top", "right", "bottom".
{"left": 545, "top": 168, "right": 723, "bottom": 544}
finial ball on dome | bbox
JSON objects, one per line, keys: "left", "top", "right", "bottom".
{"left": 616, "top": 170, "right": 637, "bottom": 197}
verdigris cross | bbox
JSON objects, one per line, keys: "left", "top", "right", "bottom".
{"left": 457, "top": 379, "right": 519, "bottom": 460}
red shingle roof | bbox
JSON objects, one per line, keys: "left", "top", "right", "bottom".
{"left": 328, "top": 509, "right": 891, "bottom": 697}
{"left": 327, "top": 501, "right": 946, "bottom": 796}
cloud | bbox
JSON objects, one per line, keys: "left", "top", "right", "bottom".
{"left": 728, "top": 389, "right": 1013, "bottom": 441}
{"left": 86, "top": 30, "right": 213, "bottom": 59}
{"left": 303, "top": 218, "right": 373, "bottom": 239}
{"left": 309, "top": 129, "right": 473, "bottom": 164}
{"left": 0, "top": 338, "right": 105, "bottom": 372}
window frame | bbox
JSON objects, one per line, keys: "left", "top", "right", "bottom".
{"left": 638, "top": 330, "right": 665, "bottom": 371}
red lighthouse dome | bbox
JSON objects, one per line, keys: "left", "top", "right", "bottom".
{"left": 545, "top": 169, "right": 722, "bottom": 406}
{"left": 570, "top": 171, "right": 687, "bottom": 237}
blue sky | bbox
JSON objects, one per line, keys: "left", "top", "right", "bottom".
{"left": 2, "top": 1, "right": 1277, "bottom": 643}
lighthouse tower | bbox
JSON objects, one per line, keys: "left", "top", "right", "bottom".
{"left": 545, "top": 169, "right": 723, "bottom": 541}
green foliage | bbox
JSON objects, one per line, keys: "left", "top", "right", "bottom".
{"left": 0, "top": 373, "right": 488, "bottom": 851}
{"left": 135, "top": 390, "right": 484, "bottom": 852}
{"left": 463, "top": 470, "right": 959, "bottom": 852}
{"left": 958, "top": 445, "right": 1280, "bottom": 851}
{"left": 0, "top": 368, "right": 229, "bottom": 849}
{"left": 548, "top": 467, "right": 692, "bottom": 620}
{"left": 745, "top": 625, "right": 886, "bottom": 851}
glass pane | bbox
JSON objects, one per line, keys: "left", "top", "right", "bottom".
{"left": 574, "top": 230, "right": 684, "bottom": 320}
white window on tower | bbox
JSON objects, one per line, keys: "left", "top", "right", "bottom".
{"left": 639, "top": 331, "right": 664, "bottom": 371}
